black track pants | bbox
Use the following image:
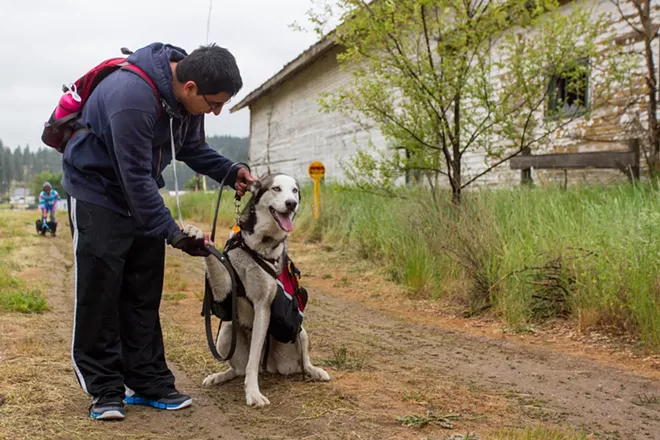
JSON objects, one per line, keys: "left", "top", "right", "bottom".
{"left": 68, "top": 196, "right": 175, "bottom": 403}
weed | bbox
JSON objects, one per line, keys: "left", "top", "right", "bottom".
{"left": 162, "top": 293, "right": 187, "bottom": 302}
{"left": 318, "top": 343, "right": 368, "bottom": 371}
{"left": 396, "top": 410, "right": 459, "bottom": 429}
{"left": 632, "top": 393, "right": 659, "bottom": 406}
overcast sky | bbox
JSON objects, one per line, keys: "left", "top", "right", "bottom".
{"left": 0, "top": 0, "right": 323, "bottom": 151}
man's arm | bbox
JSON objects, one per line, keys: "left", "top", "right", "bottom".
{"left": 104, "top": 108, "right": 181, "bottom": 241}
{"left": 176, "top": 116, "right": 243, "bottom": 187}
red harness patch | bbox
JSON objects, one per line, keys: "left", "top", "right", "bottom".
{"left": 277, "top": 260, "right": 306, "bottom": 315}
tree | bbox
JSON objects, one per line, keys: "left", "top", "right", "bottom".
{"left": 608, "top": 0, "right": 659, "bottom": 175}
{"left": 0, "top": 144, "right": 14, "bottom": 195}
{"left": 184, "top": 174, "right": 204, "bottom": 191}
{"left": 0, "top": 141, "right": 9, "bottom": 195}
{"left": 309, "top": 0, "right": 631, "bottom": 204}
{"left": 12, "top": 146, "right": 24, "bottom": 183}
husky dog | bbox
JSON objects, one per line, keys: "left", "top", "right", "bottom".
{"left": 183, "top": 173, "right": 330, "bottom": 407}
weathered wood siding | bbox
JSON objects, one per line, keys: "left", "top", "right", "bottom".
{"left": 247, "top": 45, "right": 388, "bottom": 183}
{"left": 246, "top": 0, "right": 659, "bottom": 187}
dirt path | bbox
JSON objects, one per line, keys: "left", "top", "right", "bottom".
{"left": 0, "top": 215, "right": 246, "bottom": 440}
{"left": 1, "top": 212, "right": 659, "bottom": 440}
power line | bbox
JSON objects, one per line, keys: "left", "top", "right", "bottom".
{"left": 206, "top": 0, "right": 213, "bottom": 44}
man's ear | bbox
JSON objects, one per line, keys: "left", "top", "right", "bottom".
{"left": 183, "top": 81, "right": 197, "bottom": 95}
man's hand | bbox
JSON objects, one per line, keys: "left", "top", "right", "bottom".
{"left": 169, "top": 230, "right": 211, "bottom": 257}
{"left": 235, "top": 167, "right": 256, "bottom": 197}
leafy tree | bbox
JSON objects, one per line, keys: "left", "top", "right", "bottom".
{"left": 184, "top": 174, "right": 204, "bottom": 191}
{"left": 309, "top": 0, "right": 632, "bottom": 204}
{"left": 607, "top": 0, "right": 659, "bottom": 175}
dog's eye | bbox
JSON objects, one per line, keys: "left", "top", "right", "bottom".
{"left": 272, "top": 186, "right": 281, "bottom": 192}
{"left": 292, "top": 188, "right": 299, "bottom": 194}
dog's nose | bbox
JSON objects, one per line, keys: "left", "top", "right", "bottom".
{"left": 285, "top": 199, "right": 298, "bottom": 211}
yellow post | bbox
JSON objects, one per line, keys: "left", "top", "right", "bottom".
{"left": 313, "top": 178, "right": 321, "bottom": 219}
{"left": 308, "top": 161, "right": 325, "bottom": 220}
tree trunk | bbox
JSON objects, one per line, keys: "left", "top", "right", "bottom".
{"left": 452, "top": 93, "right": 462, "bottom": 205}
{"left": 639, "top": 0, "right": 659, "bottom": 176}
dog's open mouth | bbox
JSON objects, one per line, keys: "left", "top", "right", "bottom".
{"left": 269, "top": 207, "right": 294, "bottom": 232}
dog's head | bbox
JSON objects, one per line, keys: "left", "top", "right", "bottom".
{"left": 240, "top": 173, "right": 301, "bottom": 235}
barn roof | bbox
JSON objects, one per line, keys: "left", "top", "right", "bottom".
{"left": 229, "top": 33, "right": 337, "bottom": 113}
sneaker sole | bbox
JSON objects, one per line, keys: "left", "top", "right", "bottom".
{"left": 124, "top": 395, "right": 193, "bottom": 411}
{"left": 90, "top": 410, "right": 125, "bottom": 420}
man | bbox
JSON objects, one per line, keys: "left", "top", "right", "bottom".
{"left": 38, "top": 181, "right": 60, "bottom": 234}
{"left": 61, "top": 42, "right": 255, "bottom": 421}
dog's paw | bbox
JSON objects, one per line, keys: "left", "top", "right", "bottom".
{"left": 183, "top": 224, "right": 204, "bottom": 240}
{"left": 306, "top": 366, "right": 331, "bottom": 382}
{"left": 202, "top": 369, "right": 237, "bottom": 387}
{"left": 245, "top": 388, "right": 270, "bottom": 407}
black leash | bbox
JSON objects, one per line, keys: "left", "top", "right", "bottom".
{"left": 201, "top": 162, "right": 250, "bottom": 362}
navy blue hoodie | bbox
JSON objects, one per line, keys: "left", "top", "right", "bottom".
{"left": 62, "top": 43, "right": 239, "bottom": 241}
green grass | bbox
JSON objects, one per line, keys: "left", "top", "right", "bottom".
{"left": 0, "top": 263, "right": 48, "bottom": 314}
{"left": 0, "top": 216, "right": 49, "bottom": 314}
{"left": 162, "top": 182, "right": 660, "bottom": 352}
{"left": 163, "top": 189, "right": 237, "bottom": 225}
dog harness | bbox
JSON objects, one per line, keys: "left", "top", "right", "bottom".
{"left": 210, "top": 233, "right": 308, "bottom": 345}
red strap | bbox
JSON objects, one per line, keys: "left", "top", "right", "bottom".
{"left": 120, "top": 63, "right": 160, "bottom": 103}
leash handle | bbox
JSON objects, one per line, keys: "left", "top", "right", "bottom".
{"left": 202, "top": 244, "right": 239, "bottom": 362}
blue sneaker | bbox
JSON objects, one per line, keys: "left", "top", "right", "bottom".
{"left": 89, "top": 400, "right": 125, "bottom": 420}
{"left": 124, "top": 389, "right": 192, "bottom": 411}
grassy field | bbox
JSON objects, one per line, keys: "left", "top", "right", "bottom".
{"left": 167, "top": 181, "right": 660, "bottom": 352}
{"left": 0, "top": 215, "right": 49, "bottom": 314}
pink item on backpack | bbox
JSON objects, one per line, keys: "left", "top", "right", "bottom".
{"left": 54, "top": 90, "right": 82, "bottom": 119}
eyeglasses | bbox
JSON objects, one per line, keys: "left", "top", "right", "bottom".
{"left": 203, "top": 95, "right": 231, "bottom": 111}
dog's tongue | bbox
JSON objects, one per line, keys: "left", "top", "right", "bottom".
{"left": 275, "top": 211, "right": 294, "bottom": 232}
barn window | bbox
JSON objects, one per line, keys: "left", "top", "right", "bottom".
{"left": 547, "top": 58, "right": 590, "bottom": 118}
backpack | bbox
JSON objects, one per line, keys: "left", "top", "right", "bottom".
{"left": 268, "top": 256, "right": 308, "bottom": 344}
{"left": 41, "top": 48, "right": 160, "bottom": 153}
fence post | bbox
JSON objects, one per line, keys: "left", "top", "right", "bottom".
{"left": 628, "top": 138, "right": 641, "bottom": 181}
{"left": 520, "top": 147, "right": 533, "bottom": 185}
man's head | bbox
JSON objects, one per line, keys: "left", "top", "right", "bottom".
{"left": 43, "top": 182, "right": 52, "bottom": 194}
{"left": 172, "top": 43, "right": 242, "bottom": 116}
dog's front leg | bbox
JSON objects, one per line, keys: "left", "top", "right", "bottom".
{"left": 299, "top": 328, "right": 331, "bottom": 381}
{"left": 244, "top": 302, "right": 271, "bottom": 407}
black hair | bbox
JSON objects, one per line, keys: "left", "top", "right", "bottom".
{"left": 175, "top": 43, "right": 243, "bottom": 96}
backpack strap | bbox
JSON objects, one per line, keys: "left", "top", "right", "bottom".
{"left": 118, "top": 63, "right": 163, "bottom": 116}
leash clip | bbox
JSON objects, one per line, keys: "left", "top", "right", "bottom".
{"left": 233, "top": 194, "right": 242, "bottom": 229}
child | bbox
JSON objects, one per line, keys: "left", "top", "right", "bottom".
{"left": 39, "top": 182, "right": 60, "bottom": 233}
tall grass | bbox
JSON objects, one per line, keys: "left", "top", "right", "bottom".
{"left": 164, "top": 189, "right": 237, "bottom": 226}
{"left": 165, "top": 182, "right": 660, "bottom": 351}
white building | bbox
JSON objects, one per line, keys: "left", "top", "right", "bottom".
{"left": 230, "top": 0, "right": 658, "bottom": 187}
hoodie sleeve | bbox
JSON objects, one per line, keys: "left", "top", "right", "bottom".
{"left": 176, "top": 116, "right": 242, "bottom": 187}
{"left": 103, "top": 108, "right": 180, "bottom": 241}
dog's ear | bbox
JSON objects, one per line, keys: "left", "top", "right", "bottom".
{"left": 251, "top": 175, "right": 275, "bottom": 205}
{"left": 248, "top": 179, "right": 262, "bottom": 194}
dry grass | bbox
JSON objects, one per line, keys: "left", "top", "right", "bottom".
{"left": 0, "top": 210, "right": 626, "bottom": 439}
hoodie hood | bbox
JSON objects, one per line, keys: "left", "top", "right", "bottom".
{"left": 126, "top": 43, "right": 188, "bottom": 116}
